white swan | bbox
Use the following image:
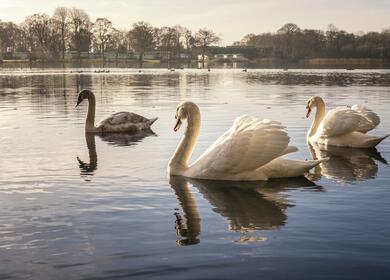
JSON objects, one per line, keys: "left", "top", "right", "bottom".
{"left": 306, "top": 96, "right": 389, "bottom": 148}
{"left": 76, "top": 89, "right": 157, "bottom": 133}
{"left": 168, "top": 101, "right": 323, "bottom": 181}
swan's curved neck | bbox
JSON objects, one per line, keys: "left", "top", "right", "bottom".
{"left": 169, "top": 111, "right": 201, "bottom": 174}
{"left": 308, "top": 99, "right": 326, "bottom": 138}
{"left": 86, "top": 93, "right": 96, "bottom": 131}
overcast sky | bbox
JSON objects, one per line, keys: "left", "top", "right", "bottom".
{"left": 1, "top": 0, "right": 389, "bottom": 45}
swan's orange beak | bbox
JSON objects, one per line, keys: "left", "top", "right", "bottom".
{"left": 306, "top": 107, "right": 311, "bottom": 118}
{"left": 174, "top": 118, "right": 182, "bottom": 132}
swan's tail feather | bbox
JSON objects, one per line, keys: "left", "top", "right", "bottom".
{"left": 266, "top": 158, "right": 329, "bottom": 179}
{"left": 280, "top": 145, "right": 298, "bottom": 156}
{"left": 148, "top": 117, "right": 158, "bottom": 126}
{"left": 366, "top": 134, "right": 389, "bottom": 148}
{"left": 303, "top": 158, "right": 329, "bottom": 172}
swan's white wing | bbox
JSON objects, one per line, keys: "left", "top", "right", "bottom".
{"left": 351, "top": 105, "right": 380, "bottom": 133}
{"left": 190, "top": 115, "right": 290, "bottom": 175}
{"left": 319, "top": 107, "right": 373, "bottom": 137}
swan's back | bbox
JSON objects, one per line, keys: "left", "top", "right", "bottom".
{"left": 320, "top": 106, "right": 380, "bottom": 137}
{"left": 97, "top": 112, "right": 156, "bottom": 133}
{"left": 350, "top": 105, "right": 380, "bottom": 133}
{"left": 187, "top": 115, "right": 290, "bottom": 178}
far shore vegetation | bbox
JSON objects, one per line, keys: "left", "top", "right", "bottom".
{"left": 1, "top": 7, "right": 390, "bottom": 68}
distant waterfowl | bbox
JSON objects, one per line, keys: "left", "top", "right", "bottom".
{"left": 94, "top": 69, "right": 109, "bottom": 73}
{"left": 242, "top": 68, "right": 247, "bottom": 72}
{"left": 168, "top": 101, "right": 324, "bottom": 181}
{"left": 306, "top": 96, "right": 388, "bottom": 148}
{"left": 76, "top": 89, "right": 157, "bottom": 133}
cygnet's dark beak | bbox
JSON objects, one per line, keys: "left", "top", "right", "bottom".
{"left": 75, "top": 97, "right": 82, "bottom": 108}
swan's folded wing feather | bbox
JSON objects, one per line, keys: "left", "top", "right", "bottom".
{"left": 319, "top": 107, "right": 368, "bottom": 137}
{"left": 97, "top": 112, "right": 149, "bottom": 126}
{"left": 96, "top": 112, "right": 151, "bottom": 132}
{"left": 351, "top": 104, "right": 380, "bottom": 133}
{"left": 191, "top": 115, "right": 290, "bottom": 175}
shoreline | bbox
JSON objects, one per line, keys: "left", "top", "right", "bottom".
{"left": 1, "top": 57, "right": 390, "bottom": 69}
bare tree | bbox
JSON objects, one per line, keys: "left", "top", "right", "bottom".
{"left": 20, "top": 20, "right": 34, "bottom": 63}
{"left": 183, "top": 29, "right": 196, "bottom": 67}
{"left": 0, "top": 21, "right": 21, "bottom": 58}
{"left": 21, "top": 14, "right": 63, "bottom": 60}
{"left": 128, "top": 21, "right": 156, "bottom": 67}
{"left": 108, "top": 28, "right": 128, "bottom": 63}
{"left": 240, "top": 33, "right": 256, "bottom": 45}
{"left": 52, "top": 7, "right": 69, "bottom": 60}
{"left": 276, "top": 23, "right": 301, "bottom": 63}
{"left": 68, "top": 7, "right": 91, "bottom": 58}
{"left": 277, "top": 23, "right": 300, "bottom": 34}
{"left": 23, "top": 14, "right": 52, "bottom": 59}
{"left": 194, "top": 28, "right": 220, "bottom": 68}
{"left": 158, "top": 26, "right": 179, "bottom": 67}
{"left": 172, "top": 25, "right": 186, "bottom": 65}
{"left": 92, "top": 17, "right": 113, "bottom": 59}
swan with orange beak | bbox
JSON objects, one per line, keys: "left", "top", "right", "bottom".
{"left": 305, "top": 96, "right": 388, "bottom": 148}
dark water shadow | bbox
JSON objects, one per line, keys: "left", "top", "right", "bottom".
{"left": 169, "top": 176, "right": 322, "bottom": 246}
{"left": 97, "top": 130, "right": 156, "bottom": 147}
{"left": 307, "top": 143, "right": 388, "bottom": 183}
{"left": 77, "top": 131, "right": 156, "bottom": 176}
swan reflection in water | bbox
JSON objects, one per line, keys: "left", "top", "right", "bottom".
{"left": 308, "top": 143, "right": 388, "bottom": 183}
{"left": 77, "top": 133, "right": 98, "bottom": 176}
{"left": 169, "top": 175, "right": 322, "bottom": 246}
{"left": 77, "top": 131, "right": 155, "bottom": 176}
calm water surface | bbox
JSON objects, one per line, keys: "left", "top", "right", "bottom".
{"left": 0, "top": 69, "right": 389, "bottom": 279}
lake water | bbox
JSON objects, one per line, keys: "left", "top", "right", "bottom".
{"left": 0, "top": 68, "right": 389, "bottom": 279}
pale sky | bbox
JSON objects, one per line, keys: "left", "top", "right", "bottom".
{"left": 1, "top": 0, "right": 389, "bottom": 45}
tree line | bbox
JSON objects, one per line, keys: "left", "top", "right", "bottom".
{"left": 238, "top": 23, "right": 390, "bottom": 62}
{"left": 1, "top": 8, "right": 390, "bottom": 66}
{"left": 0, "top": 7, "right": 220, "bottom": 67}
